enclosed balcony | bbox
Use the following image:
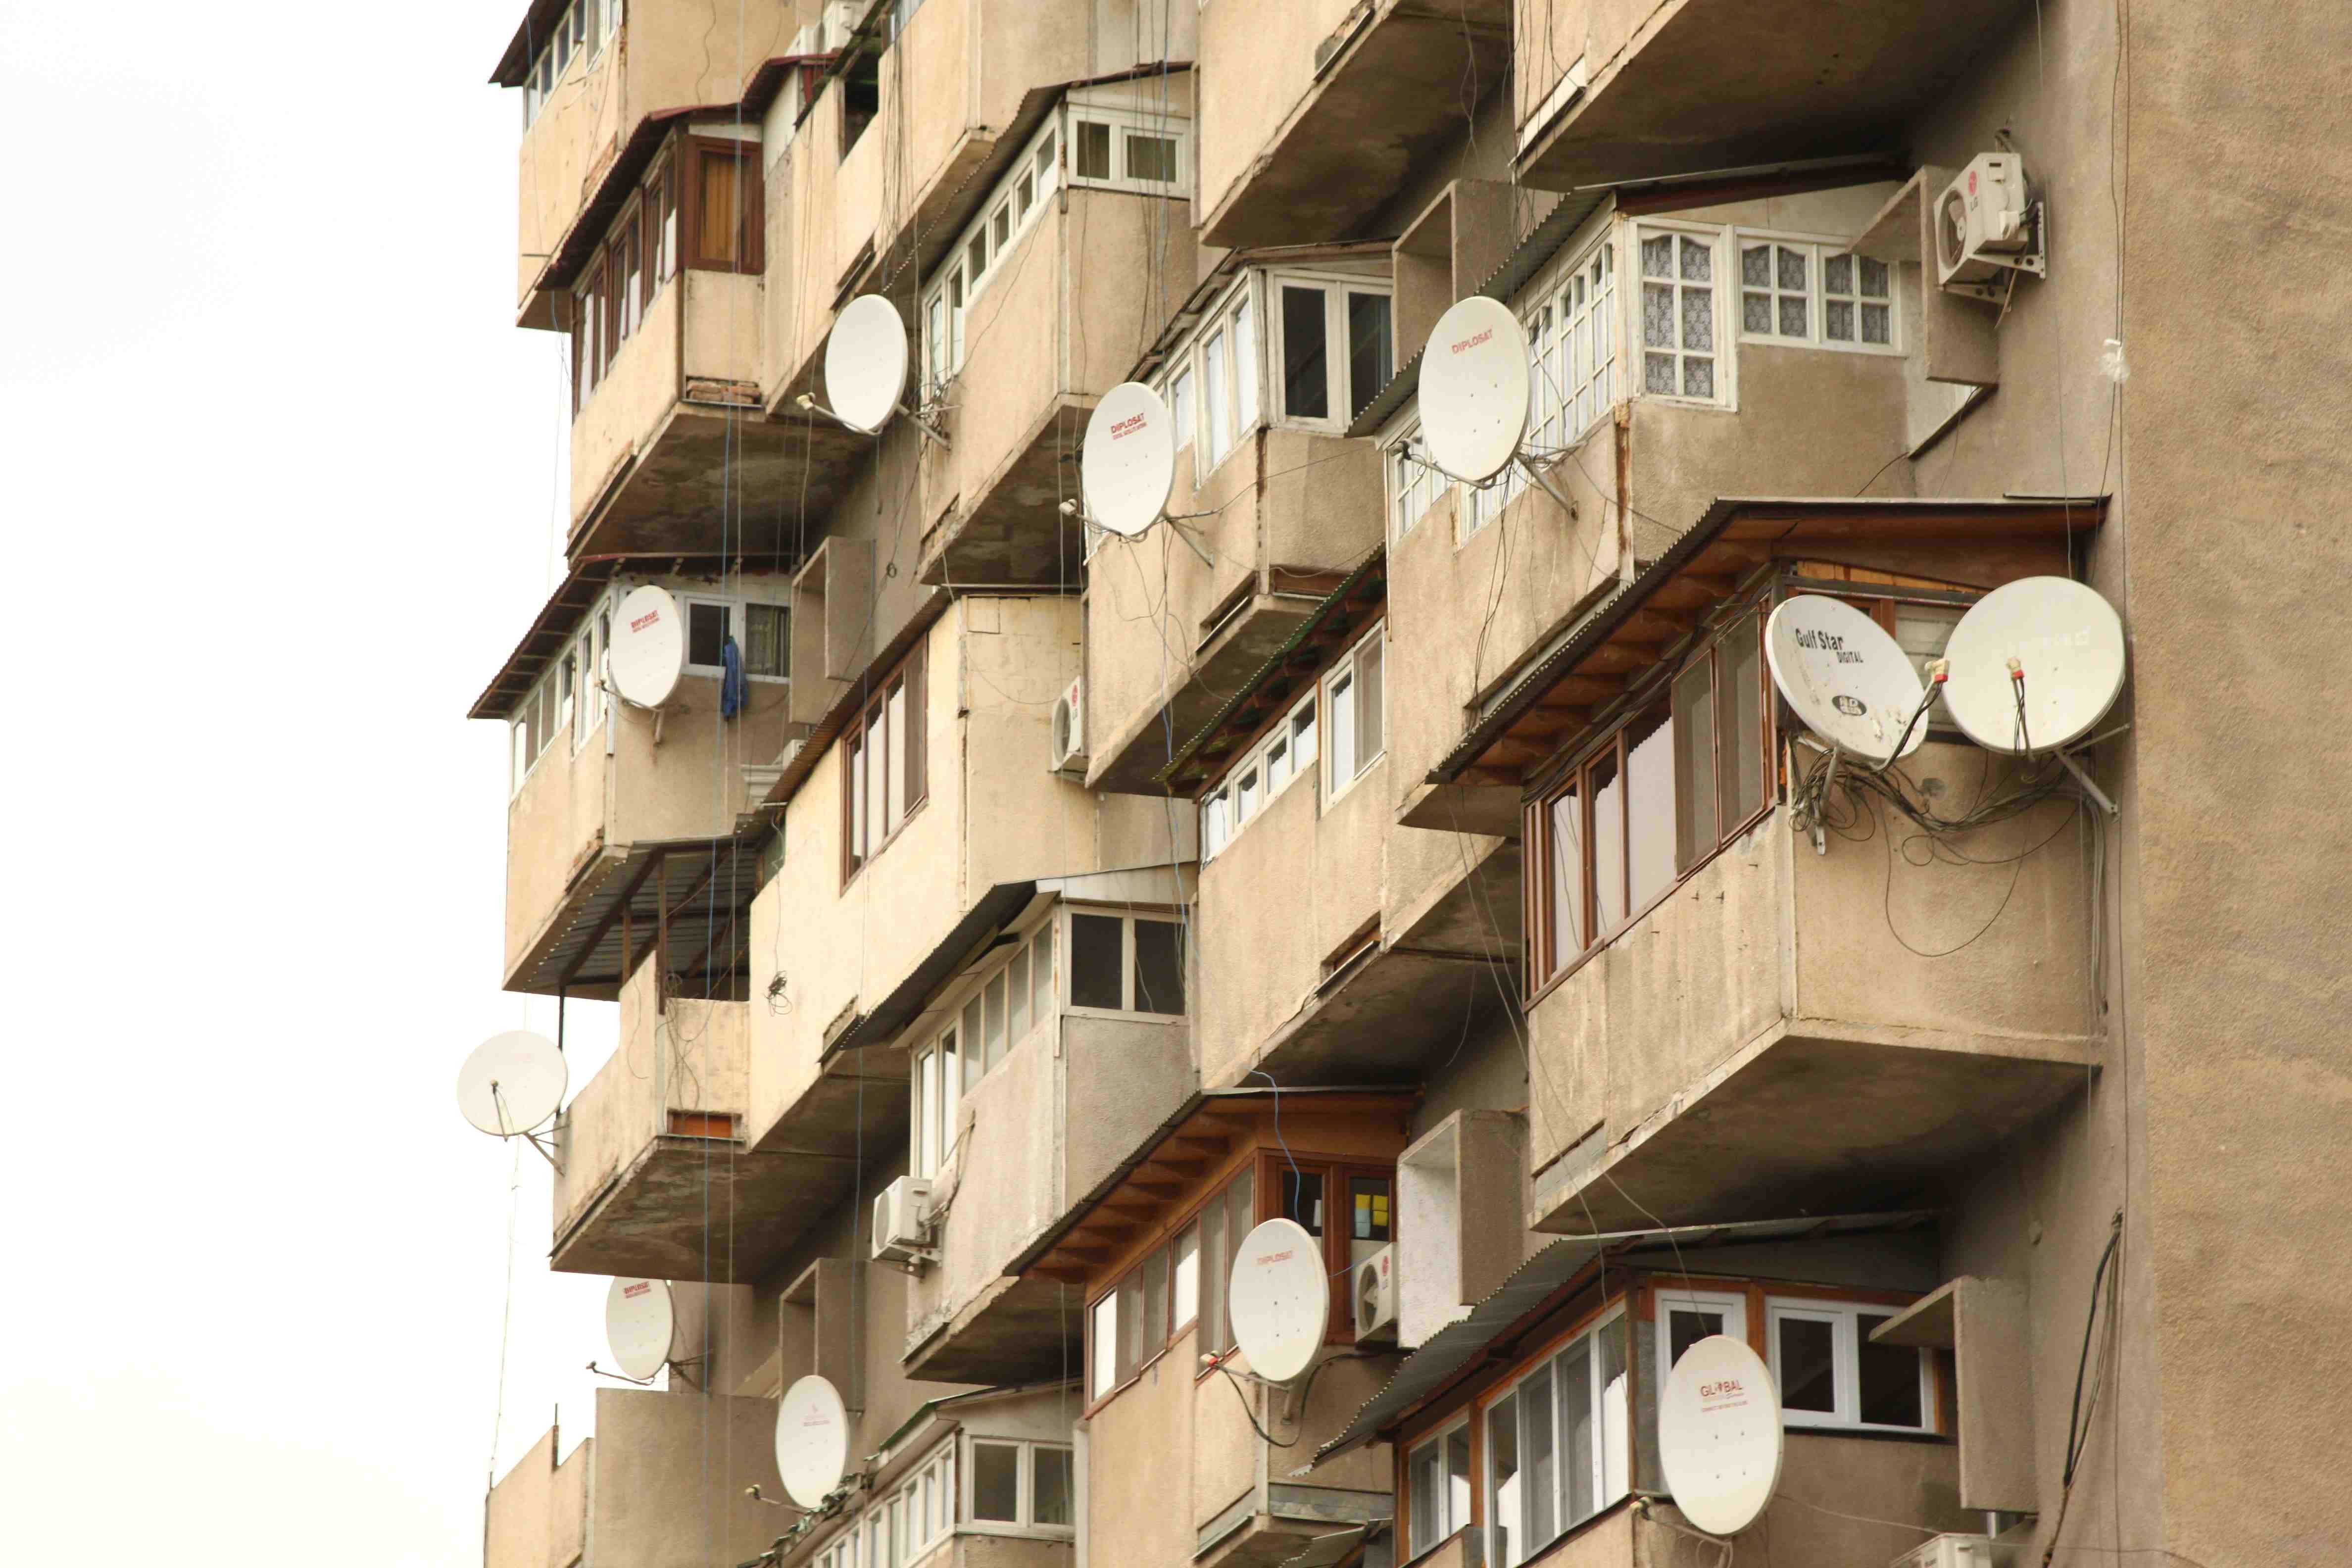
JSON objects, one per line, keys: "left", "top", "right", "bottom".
{"left": 1195, "top": 0, "right": 1511, "bottom": 248}
{"left": 1513, "top": 0, "right": 2034, "bottom": 190}
{"left": 1421, "top": 496, "right": 2109, "bottom": 1237}
{"left": 1083, "top": 251, "right": 1395, "bottom": 795}
{"left": 473, "top": 561, "right": 791, "bottom": 999}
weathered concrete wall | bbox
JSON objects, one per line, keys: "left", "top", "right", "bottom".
{"left": 589, "top": 1385, "right": 784, "bottom": 1568}
{"left": 485, "top": 1425, "right": 588, "bottom": 1568}
{"left": 504, "top": 696, "right": 612, "bottom": 980}
{"left": 1194, "top": 0, "right": 1358, "bottom": 230}
{"left": 680, "top": 266, "right": 764, "bottom": 388}
{"left": 572, "top": 279, "right": 681, "bottom": 509}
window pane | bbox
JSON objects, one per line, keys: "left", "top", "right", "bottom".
{"left": 1548, "top": 779, "right": 1585, "bottom": 967}
{"left": 1200, "top": 1197, "right": 1226, "bottom": 1353}
{"left": 1348, "top": 1176, "right": 1391, "bottom": 1269}
{"left": 1520, "top": 1364, "right": 1557, "bottom": 1550}
{"left": 745, "top": 603, "right": 788, "bottom": 676}
{"left": 698, "top": 150, "right": 742, "bottom": 267}
{"left": 1347, "top": 292, "right": 1392, "bottom": 419}
{"left": 1090, "top": 1294, "right": 1118, "bottom": 1396}
{"left": 1075, "top": 120, "right": 1112, "bottom": 180}
{"left": 1203, "top": 330, "right": 1229, "bottom": 462}
{"left": 848, "top": 735, "right": 867, "bottom": 862}
{"left": 1291, "top": 702, "right": 1318, "bottom": 772}
{"left": 1232, "top": 297, "right": 1259, "bottom": 430}
{"left": 1590, "top": 747, "right": 1624, "bottom": 931}
{"left": 1171, "top": 367, "right": 1194, "bottom": 450}
{"left": 1032, "top": 1447, "right": 1074, "bottom": 1526}
{"left": 688, "top": 601, "right": 729, "bottom": 667}
{"left": 940, "top": 1032, "right": 961, "bottom": 1155}
{"left": 984, "top": 972, "right": 1007, "bottom": 1069}
{"left": 1015, "top": 171, "right": 1033, "bottom": 217}
{"left": 991, "top": 204, "right": 1010, "bottom": 250}
{"left": 1666, "top": 1306, "right": 1725, "bottom": 1370}
{"left": 1446, "top": 1425, "right": 1472, "bottom": 1542}
{"left": 1126, "top": 132, "right": 1177, "bottom": 183}
{"left": 1486, "top": 1390, "right": 1521, "bottom": 1568}
{"left": 1174, "top": 1223, "right": 1200, "bottom": 1327}
{"left": 1624, "top": 703, "right": 1675, "bottom": 912}
{"left": 1409, "top": 1438, "right": 1446, "bottom": 1556}
{"left": 1778, "top": 1315, "right": 1838, "bottom": 1413}
{"left": 865, "top": 708, "right": 887, "bottom": 854}
{"left": 968, "top": 234, "right": 987, "bottom": 281}
{"left": 1070, "top": 913, "right": 1124, "bottom": 1009}
{"left": 1356, "top": 637, "right": 1383, "bottom": 766}
{"left": 1132, "top": 919, "right": 1185, "bottom": 1015}
{"left": 1224, "top": 1171, "right": 1254, "bottom": 1348}
{"left": 1672, "top": 662, "right": 1718, "bottom": 868}
{"left": 1030, "top": 921, "right": 1055, "bottom": 1024}
{"left": 1857, "top": 1316, "right": 1923, "bottom": 1427}
{"left": 1278, "top": 1168, "right": 1324, "bottom": 1236}
{"left": 1116, "top": 1270, "right": 1145, "bottom": 1380}
{"left": 1560, "top": 1339, "right": 1595, "bottom": 1523}
{"left": 1717, "top": 614, "right": 1766, "bottom": 826}
{"left": 1328, "top": 671, "right": 1355, "bottom": 783}
{"left": 885, "top": 684, "right": 908, "bottom": 829}
{"left": 1142, "top": 1244, "right": 1169, "bottom": 1353}
{"left": 973, "top": 1441, "right": 1020, "bottom": 1520}
{"left": 1280, "top": 285, "right": 1330, "bottom": 420}
{"left": 1036, "top": 130, "right": 1055, "bottom": 180}
{"left": 1597, "top": 1316, "right": 1629, "bottom": 1507}
{"left": 916, "top": 1050, "right": 936, "bottom": 1176}
{"left": 961, "top": 998, "right": 984, "bottom": 1088}
{"left": 1008, "top": 944, "right": 1031, "bottom": 1043}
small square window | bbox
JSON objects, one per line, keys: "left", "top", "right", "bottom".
{"left": 1070, "top": 913, "right": 1123, "bottom": 1010}
{"left": 1075, "top": 120, "right": 1112, "bottom": 181}
{"left": 971, "top": 1441, "right": 1019, "bottom": 1522}
{"left": 687, "top": 601, "right": 730, "bottom": 667}
{"left": 1032, "top": 1447, "right": 1073, "bottom": 1526}
{"left": 1126, "top": 132, "right": 1177, "bottom": 183}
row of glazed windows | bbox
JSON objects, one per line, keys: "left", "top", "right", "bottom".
{"left": 806, "top": 1433, "right": 1074, "bottom": 1568}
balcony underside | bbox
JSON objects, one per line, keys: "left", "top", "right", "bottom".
{"left": 551, "top": 1132, "right": 832, "bottom": 1282}
{"left": 1090, "top": 596, "right": 1321, "bottom": 795}
{"left": 1202, "top": 0, "right": 1511, "bottom": 248}
{"left": 918, "top": 394, "right": 1093, "bottom": 588}
{"left": 507, "top": 836, "right": 760, "bottom": 1001}
{"left": 1530, "top": 1018, "right": 2096, "bottom": 1235}
{"left": 1519, "top": 0, "right": 2030, "bottom": 191}
{"left": 570, "top": 402, "right": 871, "bottom": 560}
{"left": 904, "top": 1274, "right": 1083, "bottom": 1387}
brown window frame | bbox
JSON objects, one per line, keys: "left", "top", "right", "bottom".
{"left": 681, "top": 135, "right": 763, "bottom": 275}
{"left": 1083, "top": 1161, "right": 1256, "bottom": 1416}
{"left": 572, "top": 150, "right": 686, "bottom": 421}
{"left": 839, "top": 639, "right": 928, "bottom": 886}
{"left": 1259, "top": 1150, "right": 1395, "bottom": 1343}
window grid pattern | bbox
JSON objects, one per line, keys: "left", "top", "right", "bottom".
{"left": 1639, "top": 229, "right": 1718, "bottom": 402}
{"left": 1739, "top": 237, "right": 1897, "bottom": 352}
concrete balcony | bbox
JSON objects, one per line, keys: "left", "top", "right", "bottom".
{"left": 1514, "top": 0, "right": 2032, "bottom": 190}
{"left": 486, "top": 1391, "right": 782, "bottom": 1568}
{"left": 914, "top": 183, "right": 1196, "bottom": 588}
{"left": 1196, "top": 0, "right": 1511, "bottom": 248}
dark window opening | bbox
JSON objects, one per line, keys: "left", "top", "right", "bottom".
{"left": 842, "top": 55, "right": 881, "bottom": 153}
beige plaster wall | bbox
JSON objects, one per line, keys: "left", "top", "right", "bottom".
{"left": 572, "top": 279, "right": 682, "bottom": 509}
{"left": 1194, "top": 0, "right": 1359, "bottom": 228}
{"left": 589, "top": 1385, "right": 784, "bottom": 1568}
{"left": 504, "top": 703, "right": 612, "bottom": 978}
{"left": 486, "top": 1425, "right": 588, "bottom": 1568}
{"left": 681, "top": 267, "right": 765, "bottom": 388}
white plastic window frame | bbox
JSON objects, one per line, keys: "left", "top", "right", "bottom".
{"left": 521, "top": 0, "right": 621, "bottom": 128}
{"left": 1198, "top": 688, "right": 1319, "bottom": 862}
{"left": 939, "top": 912, "right": 1057, "bottom": 1099}
{"left": 1476, "top": 1301, "right": 1631, "bottom": 1568}
{"left": 1321, "top": 621, "right": 1386, "bottom": 804}
{"left": 569, "top": 622, "right": 599, "bottom": 752}
{"left": 963, "top": 1434, "right": 1077, "bottom": 1537}
{"left": 1732, "top": 230, "right": 1901, "bottom": 356}
{"left": 1523, "top": 224, "right": 1619, "bottom": 454}
{"left": 1384, "top": 417, "right": 1444, "bottom": 544}
{"left": 1265, "top": 271, "right": 1395, "bottom": 434}
{"left": 1650, "top": 1285, "right": 1749, "bottom": 1415}
{"left": 1138, "top": 276, "right": 1256, "bottom": 518}
{"left": 1763, "top": 1296, "right": 1933, "bottom": 1434}
{"left": 921, "top": 116, "right": 1063, "bottom": 393}
{"left": 1060, "top": 906, "right": 1186, "bottom": 1021}
{"left": 1403, "top": 1415, "right": 1472, "bottom": 1558}
{"left": 1632, "top": 221, "right": 1733, "bottom": 411}
{"left": 909, "top": 1023, "right": 962, "bottom": 1180}
{"left": 674, "top": 591, "right": 790, "bottom": 680}
{"left": 1065, "top": 101, "right": 1191, "bottom": 197}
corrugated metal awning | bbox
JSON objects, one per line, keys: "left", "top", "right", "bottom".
{"left": 1308, "top": 1210, "right": 1938, "bottom": 1465}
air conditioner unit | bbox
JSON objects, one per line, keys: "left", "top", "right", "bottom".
{"left": 871, "top": 1176, "right": 934, "bottom": 1264}
{"left": 1890, "top": 1535, "right": 2016, "bottom": 1568}
{"left": 1936, "top": 154, "right": 2035, "bottom": 291}
{"left": 1048, "top": 678, "right": 1087, "bottom": 777}
{"left": 1353, "top": 1245, "right": 1399, "bottom": 1345}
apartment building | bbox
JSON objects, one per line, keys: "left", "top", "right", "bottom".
{"left": 475, "top": 3, "right": 2350, "bottom": 1568}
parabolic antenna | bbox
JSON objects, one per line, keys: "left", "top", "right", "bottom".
{"left": 1228, "top": 1218, "right": 1328, "bottom": 1384}
{"left": 1941, "top": 576, "right": 2125, "bottom": 755}
{"left": 826, "top": 295, "right": 910, "bottom": 436}
{"left": 1659, "top": 1334, "right": 1782, "bottom": 1536}
{"left": 1765, "top": 595, "right": 1929, "bottom": 766}
{"left": 605, "top": 1277, "right": 677, "bottom": 1382}
{"left": 455, "top": 1030, "right": 567, "bottom": 1137}
{"left": 608, "top": 585, "right": 687, "bottom": 710}
{"left": 1419, "top": 296, "right": 1532, "bottom": 485}
{"left": 1080, "top": 382, "right": 1177, "bottom": 539}
{"left": 776, "top": 1374, "right": 851, "bottom": 1509}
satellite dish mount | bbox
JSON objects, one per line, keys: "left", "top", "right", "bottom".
{"left": 1940, "top": 576, "right": 2127, "bottom": 818}
{"left": 1416, "top": 296, "right": 1591, "bottom": 557}
{"left": 1764, "top": 594, "right": 1941, "bottom": 854}
{"left": 455, "top": 1031, "right": 568, "bottom": 1172}
{"left": 799, "top": 295, "right": 947, "bottom": 448}
{"left": 1070, "top": 383, "right": 1217, "bottom": 565}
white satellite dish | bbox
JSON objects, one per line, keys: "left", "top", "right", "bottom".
{"left": 775, "top": 1374, "right": 851, "bottom": 1509}
{"left": 605, "top": 1277, "right": 677, "bottom": 1382}
{"left": 1419, "top": 296, "right": 1532, "bottom": 485}
{"left": 1080, "top": 382, "right": 1178, "bottom": 539}
{"left": 455, "top": 1030, "right": 567, "bottom": 1137}
{"left": 607, "top": 585, "right": 687, "bottom": 710}
{"left": 1227, "top": 1218, "right": 1328, "bottom": 1384}
{"left": 826, "top": 295, "right": 911, "bottom": 436}
{"left": 1765, "top": 594, "right": 1930, "bottom": 767}
{"left": 1941, "top": 576, "right": 2125, "bottom": 755}
{"left": 1659, "top": 1334, "right": 1782, "bottom": 1537}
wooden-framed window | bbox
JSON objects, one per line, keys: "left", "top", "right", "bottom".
{"left": 683, "top": 137, "right": 762, "bottom": 274}
{"left": 841, "top": 641, "right": 926, "bottom": 882}
{"left": 572, "top": 258, "right": 606, "bottom": 412}
{"left": 1268, "top": 1152, "right": 1394, "bottom": 1339}
{"left": 1089, "top": 1167, "right": 1250, "bottom": 1407}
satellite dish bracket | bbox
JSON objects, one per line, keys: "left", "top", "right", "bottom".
{"left": 488, "top": 1082, "right": 565, "bottom": 1172}
{"left": 2052, "top": 748, "right": 2118, "bottom": 817}
{"left": 794, "top": 392, "right": 950, "bottom": 449}
{"left": 586, "top": 1359, "right": 660, "bottom": 1387}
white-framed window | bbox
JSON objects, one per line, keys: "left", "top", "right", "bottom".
{"left": 1480, "top": 1304, "right": 1631, "bottom": 1568}
{"left": 966, "top": 1436, "right": 1076, "bottom": 1534}
{"left": 1635, "top": 224, "right": 1725, "bottom": 406}
{"left": 1386, "top": 422, "right": 1446, "bottom": 543}
{"left": 1199, "top": 688, "right": 1318, "bottom": 861}
{"left": 571, "top": 618, "right": 602, "bottom": 751}
{"left": 1736, "top": 235, "right": 1899, "bottom": 353}
{"left": 1169, "top": 365, "right": 1194, "bottom": 457}
{"left": 520, "top": 0, "right": 623, "bottom": 127}
{"left": 1271, "top": 276, "right": 1393, "bottom": 429}
{"left": 1067, "top": 103, "right": 1189, "bottom": 196}
{"left": 1405, "top": 1418, "right": 1473, "bottom": 1558}
{"left": 1653, "top": 1285, "right": 1749, "bottom": 1406}
{"left": 1765, "top": 1297, "right": 1931, "bottom": 1433}
{"left": 920, "top": 118, "right": 1062, "bottom": 392}
{"left": 1527, "top": 233, "right": 1618, "bottom": 450}
{"left": 1323, "top": 622, "right": 1385, "bottom": 798}
{"left": 910, "top": 1026, "right": 962, "bottom": 1181}
{"left": 1064, "top": 908, "right": 1185, "bottom": 1017}
{"left": 676, "top": 594, "right": 789, "bottom": 679}
{"left": 919, "top": 917, "right": 1055, "bottom": 1176}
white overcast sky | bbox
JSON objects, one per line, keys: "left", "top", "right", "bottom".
{"left": 1, "top": 5, "right": 626, "bottom": 1562}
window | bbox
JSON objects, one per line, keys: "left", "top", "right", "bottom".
{"left": 1066, "top": 107, "right": 1189, "bottom": 195}
{"left": 920, "top": 117, "right": 1060, "bottom": 388}
{"left": 678, "top": 595, "right": 788, "bottom": 678}
{"left": 1066, "top": 910, "right": 1185, "bottom": 1016}
{"left": 926, "top": 917, "right": 1053, "bottom": 1174}
{"left": 842, "top": 53, "right": 881, "bottom": 152}
{"left": 1199, "top": 689, "right": 1318, "bottom": 860}
{"left": 842, "top": 642, "right": 927, "bottom": 879}
{"left": 1089, "top": 1173, "right": 1253, "bottom": 1405}
{"left": 964, "top": 1437, "right": 1075, "bottom": 1534}
{"left": 571, "top": 622, "right": 602, "bottom": 749}
{"left": 685, "top": 598, "right": 730, "bottom": 671}
{"left": 1479, "top": 1306, "right": 1630, "bottom": 1566}
{"left": 1323, "top": 623, "right": 1385, "bottom": 797}
{"left": 1405, "top": 1421, "right": 1472, "bottom": 1557}
{"left": 519, "top": 0, "right": 623, "bottom": 128}
{"left": 1528, "top": 607, "right": 1766, "bottom": 992}
{"left": 1528, "top": 235, "right": 1617, "bottom": 450}
{"left": 1268, "top": 1154, "right": 1393, "bottom": 1337}
{"left": 1739, "top": 237, "right": 1897, "bottom": 353}
{"left": 684, "top": 137, "right": 761, "bottom": 274}
{"left": 910, "top": 1027, "right": 961, "bottom": 1179}
{"left": 744, "top": 602, "right": 789, "bottom": 678}
{"left": 1169, "top": 366, "right": 1194, "bottom": 455}
{"left": 1766, "top": 1297, "right": 1930, "bottom": 1432}
{"left": 1386, "top": 423, "right": 1446, "bottom": 542}
{"left": 570, "top": 151, "right": 682, "bottom": 417}
{"left": 1637, "top": 226, "right": 1721, "bottom": 403}
{"left": 1654, "top": 1286, "right": 1748, "bottom": 1393}
{"left": 1273, "top": 280, "right": 1392, "bottom": 428}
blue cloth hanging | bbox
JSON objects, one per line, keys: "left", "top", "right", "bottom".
{"left": 721, "top": 635, "right": 748, "bottom": 720}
